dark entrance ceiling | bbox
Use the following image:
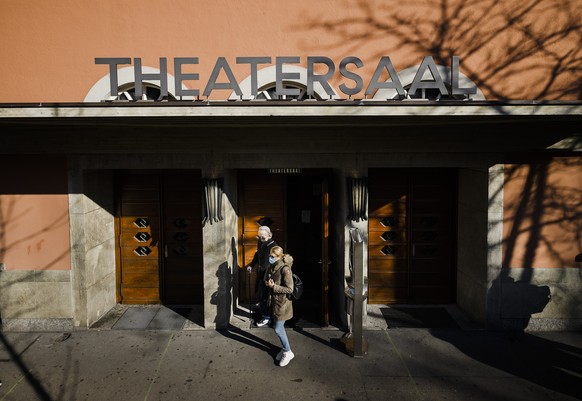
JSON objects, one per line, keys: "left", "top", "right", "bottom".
{"left": 0, "top": 101, "right": 580, "bottom": 156}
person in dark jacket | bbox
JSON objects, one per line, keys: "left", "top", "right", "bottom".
{"left": 265, "top": 245, "right": 294, "bottom": 366}
{"left": 246, "top": 225, "right": 277, "bottom": 327}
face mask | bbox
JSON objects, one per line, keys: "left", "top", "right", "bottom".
{"left": 269, "top": 256, "right": 277, "bottom": 264}
{"left": 259, "top": 236, "right": 268, "bottom": 242}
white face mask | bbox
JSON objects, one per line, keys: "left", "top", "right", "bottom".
{"left": 269, "top": 256, "right": 277, "bottom": 264}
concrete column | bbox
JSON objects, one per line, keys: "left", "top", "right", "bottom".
{"left": 336, "top": 167, "right": 368, "bottom": 328}
{"left": 456, "top": 167, "right": 491, "bottom": 327}
{"left": 202, "top": 169, "right": 238, "bottom": 329}
{"left": 69, "top": 164, "right": 116, "bottom": 328}
{"left": 486, "top": 165, "right": 505, "bottom": 328}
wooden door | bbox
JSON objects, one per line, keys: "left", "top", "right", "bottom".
{"left": 118, "top": 172, "right": 162, "bottom": 304}
{"left": 409, "top": 171, "right": 455, "bottom": 303}
{"left": 161, "top": 172, "right": 203, "bottom": 304}
{"left": 238, "top": 171, "right": 286, "bottom": 304}
{"left": 285, "top": 173, "right": 327, "bottom": 326}
{"left": 320, "top": 178, "right": 330, "bottom": 326}
{"left": 117, "top": 171, "right": 203, "bottom": 305}
{"left": 239, "top": 170, "right": 331, "bottom": 326}
{"left": 368, "top": 169, "right": 456, "bottom": 304}
{"left": 368, "top": 173, "right": 409, "bottom": 303}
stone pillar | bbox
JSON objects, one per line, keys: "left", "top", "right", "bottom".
{"left": 69, "top": 166, "right": 116, "bottom": 328}
{"left": 339, "top": 167, "right": 368, "bottom": 328}
{"left": 202, "top": 170, "right": 238, "bottom": 329}
{"left": 456, "top": 166, "right": 492, "bottom": 327}
{"left": 486, "top": 165, "right": 505, "bottom": 328}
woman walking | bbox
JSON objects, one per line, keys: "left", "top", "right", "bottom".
{"left": 246, "top": 225, "right": 277, "bottom": 327}
{"left": 265, "top": 246, "right": 295, "bottom": 367}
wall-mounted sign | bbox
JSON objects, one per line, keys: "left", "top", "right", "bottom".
{"left": 95, "top": 56, "right": 476, "bottom": 100}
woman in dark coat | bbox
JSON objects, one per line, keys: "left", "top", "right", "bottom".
{"left": 246, "top": 226, "right": 277, "bottom": 326}
{"left": 265, "top": 245, "right": 294, "bottom": 366}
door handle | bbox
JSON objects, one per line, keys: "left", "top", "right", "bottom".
{"left": 165, "top": 245, "right": 168, "bottom": 258}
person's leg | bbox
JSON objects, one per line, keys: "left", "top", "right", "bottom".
{"left": 258, "top": 280, "right": 270, "bottom": 320}
{"left": 273, "top": 320, "right": 291, "bottom": 352}
{"left": 274, "top": 320, "right": 294, "bottom": 366}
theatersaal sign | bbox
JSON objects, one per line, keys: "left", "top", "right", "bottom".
{"left": 95, "top": 56, "right": 476, "bottom": 100}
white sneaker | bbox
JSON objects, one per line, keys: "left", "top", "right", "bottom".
{"left": 279, "top": 350, "right": 294, "bottom": 367}
{"left": 275, "top": 349, "right": 284, "bottom": 361}
{"left": 255, "top": 317, "right": 271, "bottom": 327}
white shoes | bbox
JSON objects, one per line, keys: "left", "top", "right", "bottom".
{"left": 256, "top": 317, "right": 271, "bottom": 327}
{"left": 279, "top": 350, "right": 294, "bottom": 367}
{"left": 275, "top": 349, "right": 284, "bottom": 361}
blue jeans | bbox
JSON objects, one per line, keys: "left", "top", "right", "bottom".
{"left": 273, "top": 320, "right": 291, "bottom": 352}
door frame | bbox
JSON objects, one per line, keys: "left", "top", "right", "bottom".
{"left": 367, "top": 168, "right": 457, "bottom": 304}
{"left": 237, "top": 168, "right": 332, "bottom": 326}
{"left": 114, "top": 169, "right": 203, "bottom": 305}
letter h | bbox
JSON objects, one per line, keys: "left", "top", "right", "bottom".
{"left": 134, "top": 58, "right": 168, "bottom": 100}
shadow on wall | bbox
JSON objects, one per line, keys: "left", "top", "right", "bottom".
{"left": 295, "top": 0, "right": 581, "bottom": 100}
{"left": 210, "top": 261, "right": 232, "bottom": 329}
{"left": 502, "top": 160, "right": 582, "bottom": 270}
{"left": 0, "top": 197, "right": 71, "bottom": 271}
{"left": 210, "top": 237, "right": 241, "bottom": 327}
{"left": 497, "top": 158, "right": 582, "bottom": 323}
{"left": 229, "top": 237, "right": 242, "bottom": 320}
{"left": 491, "top": 269, "right": 551, "bottom": 331}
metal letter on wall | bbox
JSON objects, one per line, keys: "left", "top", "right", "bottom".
{"left": 203, "top": 178, "right": 224, "bottom": 224}
{"left": 347, "top": 177, "right": 368, "bottom": 222}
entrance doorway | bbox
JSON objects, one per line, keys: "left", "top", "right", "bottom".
{"left": 368, "top": 169, "right": 457, "bottom": 304}
{"left": 238, "top": 169, "right": 331, "bottom": 327}
{"left": 115, "top": 170, "right": 203, "bottom": 305}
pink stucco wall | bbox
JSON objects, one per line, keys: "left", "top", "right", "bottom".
{"left": 0, "top": 156, "right": 71, "bottom": 270}
{"left": 0, "top": 0, "right": 579, "bottom": 102}
{"left": 503, "top": 158, "right": 582, "bottom": 268}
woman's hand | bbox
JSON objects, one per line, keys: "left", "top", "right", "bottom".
{"left": 266, "top": 278, "right": 274, "bottom": 288}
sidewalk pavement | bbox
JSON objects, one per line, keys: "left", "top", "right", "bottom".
{"left": 1, "top": 324, "right": 581, "bottom": 401}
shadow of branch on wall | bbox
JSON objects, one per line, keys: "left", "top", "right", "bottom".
{"left": 502, "top": 158, "right": 582, "bottom": 272}
{"left": 0, "top": 196, "right": 70, "bottom": 270}
{"left": 488, "top": 157, "right": 582, "bottom": 328}
{"left": 295, "top": 0, "right": 581, "bottom": 99}
{"left": 0, "top": 196, "right": 73, "bottom": 327}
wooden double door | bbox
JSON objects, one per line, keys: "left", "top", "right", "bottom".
{"left": 116, "top": 170, "right": 203, "bottom": 304}
{"left": 238, "top": 170, "right": 330, "bottom": 326}
{"left": 368, "top": 169, "right": 456, "bottom": 304}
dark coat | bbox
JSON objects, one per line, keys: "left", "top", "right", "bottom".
{"left": 250, "top": 239, "right": 277, "bottom": 277}
{"left": 267, "top": 254, "right": 294, "bottom": 321}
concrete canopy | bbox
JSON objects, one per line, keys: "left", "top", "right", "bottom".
{"left": 0, "top": 101, "right": 580, "bottom": 156}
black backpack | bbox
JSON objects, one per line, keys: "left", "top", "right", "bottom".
{"left": 284, "top": 268, "right": 303, "bottom": 301}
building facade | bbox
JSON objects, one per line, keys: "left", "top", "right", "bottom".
{"left": 0, "top": 0, "right": 581, "bottom": 331}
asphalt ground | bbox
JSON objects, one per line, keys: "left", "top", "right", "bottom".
{"left": 1, "top": 325, "right": 581, "bottom": 401}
